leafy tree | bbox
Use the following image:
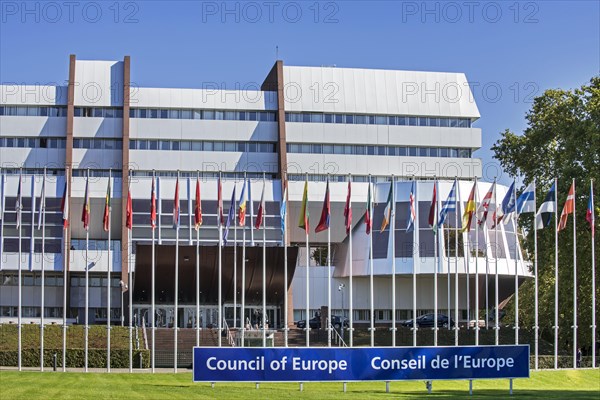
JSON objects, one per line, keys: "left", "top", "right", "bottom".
{"left": 492, "top": 77, "right": 599, "bottom": 355}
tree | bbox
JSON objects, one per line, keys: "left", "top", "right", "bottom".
{"left": 492, "top": 76, "right": 599, "bottom": 354}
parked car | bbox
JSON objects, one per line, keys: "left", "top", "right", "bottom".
{"left": 296, "top": 315, "right": 349, "bottom": 330}
{"left": 401, "top": 313, "right": 455, "bottom": 328}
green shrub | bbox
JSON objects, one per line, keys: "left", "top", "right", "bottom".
{"left": 0, "top": 349, "right": 150, "bottom": 369}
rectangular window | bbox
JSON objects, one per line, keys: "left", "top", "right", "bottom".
{"left": 239, "top": 111, "right": 247, "bottom": 121}
{"left": 259, "top": 112, "right": 270, "bottom": 122}
{"left": 203, "top": 110, "right": 215, "bottom": 120}
{"left": 345, "top": 115, "right": 354, "bottom": 124}
{"left": 440, "top": 148, "right": 449, "bottom": 157}
{"left": 248, "top": 142, "right": 257, "bottom": 152}
{"left": 160, "top": 141, "right": 170, "bottom": 150}
{"left": 214, "top": 141, "right": 224, "bottom": 151}
{"left": 224, "top": 142, "right": 236, "bottom": 152}
{"left": 104, "top": 109, "right": 115, "bottom": 118}
{"left": 419, "top": 147, "right": 429, "bottom": 157}
{"left": 149, "top": 140, "right": 158, "bottom": 150}
{"left": 180, "top": 141, "right": 191, "bottom": 151}
{"left": 301, "top": 144, "right": 311, "bottom": 153}
{"left": 139, "top": 109, "right": 147, "bottom": 118}
{"left": 138, "top": 140, "right": 148, "bottom": 150}
{"left": 355, "top": 115, "right": 367, "bottom": 125}
{"left": 450, "top": 148, "right": 458, "bottom": 158}
{"left": 354, "top": 145, "right": 365, "bottom": 155}
{"left": 458, "top": 119, "right": 469, "bottom": 128}
{"left": 215, "top": 111, "right": 224, "bottom": 120}
{"left": 375, "top": 116, "right": 387, "bottom": 125}
{"left": 397, "top": 147, "right": 407, "bottom": 156}
{"left": 430, "top": 147, "right": 439, "bottom": 157}
{"left": 344, "top": 145, "right": 353, "bottom": 155}
{"left": 169, "top": 109, "right": 180, "bottom": 119}
{"left": 172, "top": 141, "right": 180, "bottom": 151}
{"left": 27, "top": 138, "right": 37, "bottom": 148}
{"left": 192, "top": 141, "right": 202, "bottom": 151}
{"left": 459, "top": 149, "right": 471, "bottom": 158}
{"left": 311, "top": 114, "right": 323, "bottom": 123}
{"left": 334, "top": 145, "right": 344, "bottom": 154}
{"left": 248, "top": 112, "right": 257, "bottom": 121}
{"left": 324, "top": 114, "right": 333, "bottom": 123}
{"left": 323, "top": 144, "right": 333, "bottom": 154}
{"left": 418, "top": 117, "right": 428, "bottom": 126}
{"left": 74, "top": 108, "right": 82, "bottom": 117}
{"left": 397, "top": 116, "right": 406, "bottom": 125}
{"left": 367, "top": 146, "right": 375, "bottom": 155}
{"left": 104, "top": 140, "right": 114, "bottom": 150}
{"left": 93, "top": 140, "right": 102, "bottom": 150}
{"left": 388, "top": 116, "right": 397, "bottom": 125}
{"left": 439, "top": 118, "right": 449, "bottom": 127}
{"left": 260, "top": 143, "right": 273, "bottom": 153}
{"left": 409, "top": 147, "right": 417, "bottom": 157}
{"left": 428, "top": 118, "right": 439, "bottom": 127}
{"left": 149, "top": 109, "right": 158, "bottom": 119}
{"left": 193, "top": 110, "right": 202, "bottom": 119}
{"left": 160, "top": 109, "right": 168, "bottom": 119}
{"left": 203, "top": 141, "right": 213, "bottom": 151}
{"left": 93, "top": 108, "right": 103, "bottom": 118}
{"left": 181, "top": 110, "right": 192, "bottom": 119}
{"left": 225, "top": 111, "right": 236, "bottom": 120}
{"left": 312, "top": 144, "right": 322, "bottom": 153}
{"left": 237, "top": 142, "right": 246, "bottom": 152}
{"left": 450, "top": 118, "right": 459, "bottom": 127}
{"left": 387, "top": 146, "right": 396, "bottom": 156}
{"left": 377, "top": 146, "right": 387, "bottom": 156}
{"left": 334, "top": 114, "right": 343, "bottom": 124}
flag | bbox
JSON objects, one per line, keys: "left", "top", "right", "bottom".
{"left": 255, "top": 180, "right": 265, "bottom": 230}
{"left": 102, "top": 177, "right": 111, "bottom": 232}
{"left": 194, "top": 177, "right": 202, "bottom": 229}
{"left": 280, "top": 181, "right": 287, "bottom": 238}
{"left": 315, "top": 179, "right": 330, "bottom": 233}
{"left": 460, "top": 182, "right": 476, "bottom": 233}
{"left": 238, "top": 180, "right": 247, "bottom": 227}
{"left": 248, "top": 178, "right": 254, "bottom": 245}
{"left": 0, "top": 172, "right": 4, "bottom": 221}
{"left": 438, "top": 180, "right": 457, "bottom": 228}
{"left": 298, "top": 179, "right": 309, "bottom": 234}
{"left": 587, "top": 183, "right": 595, "bottom": 237}
{"left": 406, "top": 181, "right": 416, "bottom": 233}
{"left": 344, "top": 179, "right": 352, "bottom": 235}
{"left": 516, "top": 182, "right": 536, "bottom": 214}
{"left": 217, "top": 175, "right": 223, "bottom": 227}
{"left": 125, "top": 187, "right": 133, "bottom": 230}
{"left": 428, "top": 181, "right": 437, "bottom": 233}
{"left": 15, "top": 172, "right": 22, "bottom": 229}
{"left": 150, "top": 176, "right": 157, "bottom": 229}
{"left": 365, "top": 180, "right": 373, "bottom": 235}
{"left": 173, "top": 176, "right": 180, "bottom": 229}
{"left": 81, "top": 175, "right": 90, "bottom": 231}
{"left": 476, "top": 182, "right": 495, "bottom": 227}
{"left": 535, "top": 182, "right": 556, "bottom": 230}
{"left": 37, "top": 173, "right": 46, "bottom": 230}
{"left": 223, "top": 186, "right": 236, "bottom": 243}
{"left": 60, "top": 179, "right": 69, "bottom": 228}
{"left": 380, "top": 182, "right": 393, "bottom": 232}
{"left": 557, "top": 180, "right": 575, "bottom": 232}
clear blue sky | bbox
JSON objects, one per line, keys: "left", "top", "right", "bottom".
{"left": 1, "top": 1, "right": 598, "bottom": 184}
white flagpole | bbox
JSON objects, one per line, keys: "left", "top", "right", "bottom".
{"left": 17, "top": 168, "right": 22, "bottom": 371}
{"left": 413, "top": 178, "right": 419, "bottom": 347}
{"left": 0, "top": 169, "right": 4, "bottom": 272}
{"left": 174, "top": 170, "right": 179, "bottom": 372}
{"left": 348, "top": 174, "right": 354, "bottom": 347}
{"left": 262, "top": 172, "right": 267, "bottom": 347}
{"left": 433, "top": 179, "right": 439, "bottom": 347}
{"left": 454, "top": 178, "right": 460, "bottom": 346}
{"left": 40, "top": 168, "right": 46, "bottom": 371}
{"left": 391, "top": 175, "right": 397, "bottom": 347}
{"left": 369, "top": 175, "right": 375, "bottom": 347}
{"left": 474, "top": 177, "right": 480, "bottom": 346}
{"left": 514, "top": 179, "right": 519, "bottom": 345}
{"left": 305, "top": 172, "right": 310, "bottom": 347}
{"left": 241, "top": 173, "right": 247, "bottom": 347}
{"left": 494, "top": 177, "right": 499, "bottom": 346}
{"left": 218, "top": 171, "right": 223, "bottom": 347}
{"left": 128, "top": 170, "right": 133, "bottom": 374}
{"left": 107, "top": 170, "right": 112, "bottom": 372}
{"left": 554, "top": 177, "right": 559, "bottom": 369}
{"left": 196, "top": 171, "right": 200, "bottom": 347}
{"left": 84, "top": 169, "right": 90, "bottom": 373}
{"left": 151, "top": 171, "right": 156, "bottom": 372}
{"left": 283, "top": 173, "right": 288, "bottom": 347}
{"left": 62, "top": 169, "right": 69, "bottom": 371}
{"left": 572, "top": 179, "right": 577, "bottom": 368}
{"left": 485, "top": 213, "right": 490, "bottom": 330}
{"left": 465, "top": 180, "right": 471, "bottom": 333}
{"left": 234, "top": 176, "right": 238, "bottom": 330}
{"left": 326, "top": 175, "right": 332, "bottom": 347}
{"left": 447, "top": 192, "right": 451, "bottom": 331}
{"left": 590, "top": 179, "right": 596, "bottom": 369}
{"left": 533, "top": 178, "right": 539, "bottom": 370}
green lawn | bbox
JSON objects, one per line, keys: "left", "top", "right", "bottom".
{"left": 0, "top": 369, "right": 598, "bottom": 399}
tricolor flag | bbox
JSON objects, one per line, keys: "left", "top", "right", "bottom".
{"left": 477, "top": 182, "right": 495, "bottom": 227}
{"left": 173, "top": 176, "right": 180, "bottom": 229}
{"left": 60, "top": 179, "right": 69, "bottom": 228}
{"left": 223, "top": 186, "right": 236, "bottom": 244}
{"left": 238, "top": 179, "right": 247, "bottom": 227}
{"left": 535, "top": 182, "right": 556, "bottom": 230}
{"left": 380, "top": 182, "right": 393, "bottom": 232}
{"left": 344, "top": 179, "right": 352, "bottom": 235}
{"left": 365, "top": 180, "right": 373, "bottom": 235}
{"left": 406, "top": 181, "right": 416, "bottom": 233}
{"left": 298, "top": 179, "right": 309, "bottom": 234}
{"left": 438, "top": 180, "right": 457, "bottom": 228}
{"left": 102, "top": 176, "right": 111, "bottom": 232}
{"left": 557, "top": 180, "right": 575, "bottom": 232}
{"left": 280, "top": 181, "right": 287, "bottom": 238}
{"left": 428, "top": 180, "right": 437, "bottom": 233}
{"left": 194, "top": 176, "right": 202, "bottom": 229}
{"left": 459, "top": 182, "right": 476, "bottom": 233}
{"left": 37, "top": 172, "right": 46, "bottom": 230}
{"left": 255, "top": 180, "right": 265, "bottom": 230}
{"left": 81, "top": 174, "right": 90, "bottom": 231}
{"left": 125, "top": 185, "right": 133, "bottom": 230}
{"left": 587, "top": 182, "right": 595, "bottom": 237}
{"left": 217, "top": 175, "right": 224, "bottom": 227}
{"left": 315, "top": 179, "right": 330, "bottom": 233}
{"left": 15, "top": 171, "right": 23, "bottom": 229}
{"left": 150, "top": 175, "right": 157, "bottom": 229}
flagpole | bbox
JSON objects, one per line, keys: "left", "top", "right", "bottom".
{"left": 241, "top": 173, "right": 247, "bottom": 347}
{"left": 305, "top": 172, "right": 310, "bottom": 347}
{"left": 485, "top": 213, "right": 490, "bottom": 330}
{"left": 391, "top": 175, "right": 397, "bottom": 347}
{"left": 262, "top": 172, "right": 267, "bottom": 347}
{"left": 234, "top": 175, "right": 238, "bottom": 330}
{"left": 447, "top": 192, "right": 451, "bottom": 331}
{"left": 326, "top": 175, "right": 332, "bottom": 347}
{"left": 128, "top": 170, "right": 133, "bottom": 374}
{"left": 17, "top": 168, "right": 22, "bottom": 371}
{"left": 454, "top": 177, "right": 460, "bottom": 346}
{"left": 107, "top": 170, "right": 112, "bottom": 372}
{"left": 62, "top": 168, "right": 69, "bottom": 372}
{"left": 82, "top": 169, "right": 89, "bottom": 372}
{"left": 590, "top": 179, "right": 596, "bottom": 369}
{"left": 533, "top": 178, "right": 539, "bottom": 370}
{"left": 474, "top": 177, "right": 480, "bottom": 345}
{"left": 465, "top": 179, "right": 471, "bottom": 333}
{"left": 196, "top": 171, "right": 200, "bottom": 347}
{"left": 40, "top": 168, "right": 46, "bottom": 370}
{"left": 572, "top": 179, "right": 577, "bottom": 368}
{"left": 493, "top": 176, "right": 500, "bottom": 346}
{"left": 174, "top": 170, "right": 179, "bottom": 372}
{"left": 369, "top": 175, "right": 374, "bottom": 347}
{"left": 413, "top": 178, "right": 419, "bottom": 347}
{"left": 151, "top": 170, "right": 156, "bottom": 372}
{"left": 218, "top": 171, "right": 223, "bottom": 347}
{"left": 514, "top": 179, "right": 519, "bottom": 345}
{"left": 348, "top": 174, "right": 354, "bottom": 347}
{"left": 554, "top": 177, "right": 559, "bottom": 369}
{"left": 283, "top": 173, "right": 288, "bottom": 347}
{"left": 433, "top": 178, "right": 439, "bottom": 347}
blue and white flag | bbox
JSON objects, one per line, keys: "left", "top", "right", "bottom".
{"left": 516, "top": 182, "right": 536, "bottom": 214}
{"left": 223, "top": 186, "right": 236, "bottom": 244}
{"left": 15, "top": 171, "right": 23, "bottom": 229}
{"left": 280, "top": 184, "right": 287, "bottom": 241}
{"left": 437, "top": 180, "right": 457, "bottom": 228}
{"left": 535, "top": 182, "right": 556, "bottom": 230}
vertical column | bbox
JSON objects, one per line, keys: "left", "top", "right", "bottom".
{"left": 121, "top": 56, "right": 131, "bottom": 301}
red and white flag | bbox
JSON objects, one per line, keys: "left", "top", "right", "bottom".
{"left": 254, "top": 180, "right": 265, "bottom": 230}
{"left": 150, "top": 175, "right": 157, "bottom": 229}
{"left": 557, "top": 180, "right": 575, "bottom": 232}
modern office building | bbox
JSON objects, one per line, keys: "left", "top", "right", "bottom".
{"left": 0, "top": 56, "right": 530, "bottom": 332}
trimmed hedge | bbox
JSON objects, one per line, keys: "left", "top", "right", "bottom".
{"left": 0, "top": 348, "right": 150, "bottom": 369}
{"left": 532, "top": 355, "right": 596, "bottom": 369}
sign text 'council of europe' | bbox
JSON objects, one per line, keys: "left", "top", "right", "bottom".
{"left": 193, "top": 346, "right": 530, "bottom": 382}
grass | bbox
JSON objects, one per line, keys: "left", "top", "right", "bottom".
{"left": 0, "top": 369, "right": 598, "bottom": 399}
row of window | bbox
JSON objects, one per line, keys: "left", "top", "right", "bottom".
{"left": 1, "top": 273, "right": 64, "bottom": 286}
{"left": 295, "top": 309, "right": 470, "bottom": 322}
{"left": 130, "top": 139, "right": 277, "bottom": 153}
{"left": 75, "top": 107, "right": 123, "bottom": 118}
{"left": 287, "top": 143, "right": 472, "bottom": 158}
{"left": 285, "top": 112, "right": 472, "bottom": 128}
{"left": 73, "top": 138, "right": 123, "bottom": 150}
{"left": 0, "top": 137, "right": 66, "bottom": 149}
{"left": 130, "top": 108, "right": 277, "bottom": 122}
{"left": 0, "top": 306, "right": 64, "bottom": 318}
{"left": 0, "top": 106, "right": 67, "bottom": 117}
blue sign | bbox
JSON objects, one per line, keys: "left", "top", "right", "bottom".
{"left": 193, "top": 345, "right": 529, "bottom": 382}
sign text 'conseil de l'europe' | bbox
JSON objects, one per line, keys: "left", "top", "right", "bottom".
{"left": 193, "top": 345, "right": 529, "bottom": 382}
